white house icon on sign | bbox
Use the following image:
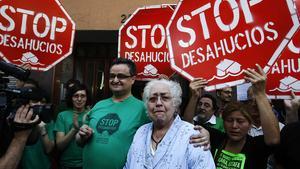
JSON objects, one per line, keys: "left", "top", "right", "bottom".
{"left": 216, "top": 59, "right": 241, "bottom": 77}
{"left": 21, "top": 52, "right": 39, "bottom": 64}
{"left": 144, "top": 64, "right": 158, "bottom": 75}
{"left": 279, "top": 76, "right": 300, "bottom": 91}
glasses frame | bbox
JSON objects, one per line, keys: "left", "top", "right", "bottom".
{"left": 109, "top": 73, "right": 133, "bottom": 80}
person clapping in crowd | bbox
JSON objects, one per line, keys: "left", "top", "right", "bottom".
{"left": 55, "top": 84, "right": 90, "bottom": 169}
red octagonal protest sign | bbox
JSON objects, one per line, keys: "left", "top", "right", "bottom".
{"left": 167, "top": 0, "right": 299, "bottom": 91}
{"left": 0, "top": 0, "right": 75, "bottom": 71}
{"left": 266, "top": 0, "right": 300, "bottom": 99}
{"left": 119, "top": 5, "right": 176, "bottom": 80}
{"left": 266, "top": 30, "right": 300, "bottom": 99}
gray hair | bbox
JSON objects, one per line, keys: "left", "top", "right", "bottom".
{"left": 143, "top": 79, "right": 182, "bottom": 109}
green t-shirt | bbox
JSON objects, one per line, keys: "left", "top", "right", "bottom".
{"left": 195, "top": 116, "right": 225, "bottom": 132}
{"left": 83, "top": 96, "right": 149, "bottom": 169}
{"left": 55, "top": 110, "right": 86, "bottom": 167}
{"left": 21, "top": 121, "right": 55, "bottom": 169}
{"left": 212, "top": 117, "right": 225, "bottom": 132}
{"left": 215, "top": 149, "right": 246, "bottom": 169}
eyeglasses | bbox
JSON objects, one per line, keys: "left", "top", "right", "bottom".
{"left": 148, "top": 95, "right": 172, "bottom": 103}
{"left": 109, "top": 73, "right": 132, "bottom": 80}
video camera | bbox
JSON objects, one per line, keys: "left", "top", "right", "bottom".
{"left": 0, "top": 61, "right": 53, "bottom": 123}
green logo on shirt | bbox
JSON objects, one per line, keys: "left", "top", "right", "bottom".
{"left": 96, "top": 113, "right": 121, "bottom": 135}
{"left": 215, "top": 149, "right": 246, "bottom": 169}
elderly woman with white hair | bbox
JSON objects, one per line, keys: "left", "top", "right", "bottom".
{"left": 123, "top": 79, "right": 215, "bottom": 169}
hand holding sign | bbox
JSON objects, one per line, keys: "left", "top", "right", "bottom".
{"left": 244, "top": 64, "right": 266, "bottom": 95}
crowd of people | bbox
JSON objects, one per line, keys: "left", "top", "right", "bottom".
{"left": 1, "top": 58, "right": 299, "bottom": 169}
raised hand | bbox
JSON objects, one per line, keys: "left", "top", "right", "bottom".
{"left": 244, "top": 64, "right": 266, "bottom": 95}
{"left": 189, "top": 78, "right": 208, "bottom": 97}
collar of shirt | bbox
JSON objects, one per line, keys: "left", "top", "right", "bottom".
{"left": 251, "top": 125, "right": 262, "bottom": 130}
{"left": 205, "top": 115, "right": 217, "bottom": 125}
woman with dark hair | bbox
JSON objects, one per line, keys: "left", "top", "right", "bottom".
{"left": 55, "top": 84, "right": 90, "bottom": 169}
{"left": 207, "top": 65, "right": 280, "bottom": 169}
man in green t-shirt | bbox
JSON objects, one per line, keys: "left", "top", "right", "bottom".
{"left": 76, "top": 58, "right": 149, "bottom": 169}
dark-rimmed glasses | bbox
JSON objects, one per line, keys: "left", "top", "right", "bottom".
{"left": 109, "top": 73, "right": 132, "bottom": 80}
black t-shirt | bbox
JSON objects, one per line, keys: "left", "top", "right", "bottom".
{"left": 208, "top": 127, "right": 275, "bottom": 169}
{"left": 275, "top": 122, "right": 300, "bottom": 169}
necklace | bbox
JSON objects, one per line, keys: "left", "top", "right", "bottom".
{"left": 151, "top": 134, "right": 163, "bottom": 145}
{"left": 151, "top": 132, "right": 166, "bottom": 151}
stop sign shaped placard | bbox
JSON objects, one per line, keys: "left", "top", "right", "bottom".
{"left": 0, "top": 0, "right": 75, "bottom": 71}
{"left": 167, "top": 0, "right": 299, "bottom": 91}
{"left": 266, "top": 30, "right": 300, "bottom": 99}
{"left": 119, "top": 5, "right": 175, "bottom": 80}
{"left": 266, "top": 0, "right": 300, "bottom": 99}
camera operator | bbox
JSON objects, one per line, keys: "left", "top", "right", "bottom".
{"left": 1, "top": 61, "right": 54, "bottom": 169}
{"left": 0, "top": 105, "right": 39, "bottom": 169}
{"left": 20, "top": 87, "right": 55, "bottom": 169}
